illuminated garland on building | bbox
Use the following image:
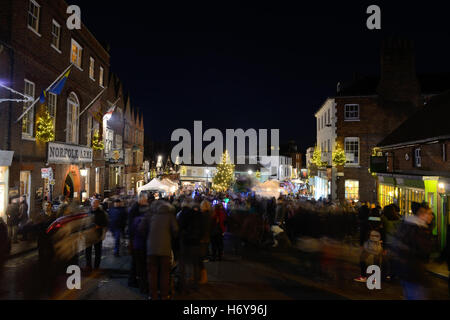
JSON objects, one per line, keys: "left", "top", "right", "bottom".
{"left": 35, "top": 105, "right": 55, "bottom": 143}
{"left": 212, "top": 150, "right": 235, "bottom": 192}
{"left": 311, "top": 145, "right": 328, "bottom": 168}
{"left": 92, "top": 129, "right": 104, "bottom": 150}
{"left": 332, "top": 144, "right": 347, "bottom": 166}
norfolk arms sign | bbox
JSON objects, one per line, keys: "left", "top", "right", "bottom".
{"left": 48, "top": 142, "right": 93, "bottom": 164}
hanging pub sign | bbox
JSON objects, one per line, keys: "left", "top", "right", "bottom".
{"left": 48, "top": 142, "right": 93, "bottom": 164}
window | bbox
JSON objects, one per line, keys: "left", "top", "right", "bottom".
{"left": 27, "top": 0, "right": 40, "bottom": 34}
{"left": 344, "top": 104, "right": 359, "bottom": 121}
{"left": 51, "top": 20, "right": 61, "bottom": 50}
{"left": 66, "top": 92, "right": 80, "bottom": 144}
{"left": 89, "top": 57, "right": 95, "bottom": 80}
{"left": 414, "top": 148, "right": 421, "bottom": 168}
{"left": 327, "top": 109, "right": 330, "bottom": 125}
{"left": 71, "top": 39, "right": 83, "bottom": 68}
{"left": 48, "top": 92, "right": 57, "bottom": 126}
{"left": 317, "top": 118, "right": 320, "bottom": 131}
{"left": 22, "top": 80, "right": 35, "bottom": 138}
{"left": 344, "top": 137, "right": 360, "bottom": 165}
{"left": 99, "top": 67, "right": 104, "bottom": 87}
{"left": 327, "top": 139, "right": 330, "bottom": 153}
{"left": 345, "top": 180, "right": 359, "bottom": 201}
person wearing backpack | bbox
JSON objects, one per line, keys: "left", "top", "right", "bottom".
{"left": 210, "top": 203, "right": 226, "bottom": 261}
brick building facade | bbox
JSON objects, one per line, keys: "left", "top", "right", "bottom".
{"left": 311, "top": 38, "right": 449, "bottom": 204}
{"left": 0, "top": 0, "right": 143, "bottom": 219}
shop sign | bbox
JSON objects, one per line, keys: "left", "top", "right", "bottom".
{"left": 105, "top": 149, "right": 123, "bottom": 162}
{"left": 48, "top": 142, "right": 92, "bottom": 164}
{"left": 0, "top": 150, "right": 14, "bottom": 166}
{"left": 41, "top": 167, "right": 53, "bottom": 179}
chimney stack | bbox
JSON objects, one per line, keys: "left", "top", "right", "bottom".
{"left": 377, "top": 37, "right": 421, "bottom": 107}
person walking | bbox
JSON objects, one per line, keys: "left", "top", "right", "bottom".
{"left": 392, "top": 202, "right": 434, "bottom": 300}
{"left": 381, "top": 204, "right": 401, "bottom": 280}
{"left": 198, "top": 200, "right": 212, "bottom": 283}
{"left": 129, "top": 193, "right": 151, "bottom": 294}
{"left": 18, "top": 195, "right": 29, "bottom": 241}
{"left": 6, "top": 197, "right": 20, "bottom": 244}
{"left": 85, "top": 198, "right": 109, "bottom": 272}
{"left": 108, "top": 199, "right": 127, "bottom": 257}
{"left": 210, "top": 203, "right": 226, "bottom": 261}
{"left": 139, "top": 200, "right": 178, "bottom": 300}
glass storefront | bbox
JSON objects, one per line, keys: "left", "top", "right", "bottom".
{"left": 379, "top": 183, "right": 425, "bottom": 215}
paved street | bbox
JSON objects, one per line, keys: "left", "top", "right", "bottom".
{"left": 1, "top": 232, "right": 449, "bottom": 300}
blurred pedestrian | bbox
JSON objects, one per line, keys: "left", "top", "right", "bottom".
{"left": 6, "top": 197, "right": 20, "bottom": 243}
{"left": 129, "top": 193, "right": 151, "bottom": 294}
{"left": 85, "top": 198, "right": 109, "bottom": 272}
{"left": 381, "top": 204, "right": 401, "bottom": 280}
{"left": 210, "top": 203, "right": 226, "bottom": 261}
{"left": 108, "top": 199, "right": 127, "bottom": 257}
{"left": 358, "top": 202, "right": 370, "bottom": 246}
{"left": 392, "top": 202, "right": 434, "bottom": 300}
{"left": 18, "top": 195, "right": 29, "bottom": 241}
{"left": 139, "top": 200, "right": 178, "bottom": 300}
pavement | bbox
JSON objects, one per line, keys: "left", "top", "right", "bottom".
{"left": 8, "top": 239, "right": 38, "bottom": 259}
{"left": 1, "top": 232, "right": 449, "bottom": 300}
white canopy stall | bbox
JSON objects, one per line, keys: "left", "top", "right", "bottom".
{"left": 137, "top": 178, "right": 171, "bottom": 195}
{"left": 252, "top": 180, "right": 282, "bottom": 199}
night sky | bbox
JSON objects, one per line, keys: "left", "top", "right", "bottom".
{"left": 71, "top": 1, "right": 450, "bottom": 153}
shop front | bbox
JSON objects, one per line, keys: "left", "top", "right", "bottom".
{"left": 47, "top": 142, "right": 93, "bottom": 202}
{"left": 378, "top": 174, "right": 449, "bottom": 250}
{"left": 0, "top": 150, "right": 14, "bottom": 220}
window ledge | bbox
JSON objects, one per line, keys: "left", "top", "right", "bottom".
{"left": 27, "top": 25, "right": 41, "bottom": 37}
{"left": 51, "top": 44, "right": 62, "bottom": 54}
{"left": 71, "top": 63, "right": 83, "bottom": 72}
{"left": 22, "top": 135, "right": 36, "bottom": 141}
{"left": 345, "top": 164, "right": 361, "bottom": 168}
{"left": 344, "top": 119, "right": 360, "bottom": 122}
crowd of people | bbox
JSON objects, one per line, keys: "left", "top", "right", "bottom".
{"left": 0, "top": 187, "right": 449, "bottom": 300}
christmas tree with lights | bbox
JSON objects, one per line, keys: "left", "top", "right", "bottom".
{"left": 36, "top": 105, "right": 55, "bottom": 143}
{"left": 92, "top": 129, "right": 104, "bottom": 150}
{"left": 212, "top": 150, "right": 235, "bottom": 192}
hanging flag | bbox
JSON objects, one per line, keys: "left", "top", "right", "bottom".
{"left": 89, "top": 100, "right": 103, "bottom": 123}
{"left": 39, "top": 90, "right": 47, "bottom": 103}
{"left": 48, "top": 69, "right": 71, "bottom": 95}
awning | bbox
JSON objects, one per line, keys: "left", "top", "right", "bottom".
{"left": 0, "top": 150, "right": 14, "bottom": 166}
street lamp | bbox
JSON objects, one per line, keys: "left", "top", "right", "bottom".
{"left": 248, "top": 170, "right": 253, "bottom": 175}
{"left": 205, "top": 169, "right": 210, "bottom": 185}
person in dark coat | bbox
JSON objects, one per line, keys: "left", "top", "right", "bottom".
{"left": 108, "top": 199, "right": 127, "bottom": 257}
{"left": 85, "top": 198, "right": 109, "bottom": 271}
{"left": 139, "top": 200, "right": 178, "bottom": 300}
{"left": 392, "top": 202, "right": 434, "bottom": 300}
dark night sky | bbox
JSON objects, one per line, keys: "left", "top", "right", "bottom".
{"left": 71, "top": 1, "right": 450, "bottom": 153}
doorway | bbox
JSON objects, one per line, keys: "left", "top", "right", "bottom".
{"left": 64, "top": 174, "right": 75, "bottom": 199}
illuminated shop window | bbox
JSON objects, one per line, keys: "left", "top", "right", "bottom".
{"left": 345, "top": 180, "right": 359, "bottom": 201}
